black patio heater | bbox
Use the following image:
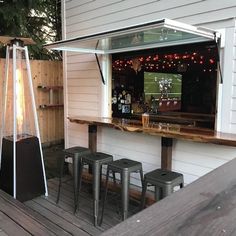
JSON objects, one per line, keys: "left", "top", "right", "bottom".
{"left": 0, "top": 36, "right": 48, "bottom": 201}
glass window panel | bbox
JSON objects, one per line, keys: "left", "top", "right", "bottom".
{"left": 45, "top": 19, "right": 219, "bottom": 54}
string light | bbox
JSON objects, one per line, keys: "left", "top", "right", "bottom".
{"left": 112, "top": 49, "right": 217, "bottom": 73}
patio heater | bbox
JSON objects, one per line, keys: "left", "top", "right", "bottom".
{"left": 0, "top": 36, "right": 48, "bottom": 201}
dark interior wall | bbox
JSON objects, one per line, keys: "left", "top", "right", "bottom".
{"left": 112, "top": 41, "right": 218, "bottom": 114}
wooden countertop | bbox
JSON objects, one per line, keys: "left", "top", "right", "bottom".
{"left": 101, "top": 156, "right": 236, "bottom": 236}
{"left": 68, "top": 116, "right": 236, "bottom": 147}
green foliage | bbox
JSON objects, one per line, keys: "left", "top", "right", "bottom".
{"left": 0, "top": 0, "right": 62, "bottom": 60}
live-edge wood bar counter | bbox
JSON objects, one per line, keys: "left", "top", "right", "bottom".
{"left": 68, "top": 116, "right": 236, "bottom": 171}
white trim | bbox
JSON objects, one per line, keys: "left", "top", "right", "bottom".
{"left": 12, "top": 45, "right": 17, "bottom": 199}
{"left": 219, "top": 27, "right": 235, "bottom": 132}
{"left": 216, "top": 83, "right": 222, "bottom": 131}
{"left": 45, "top": 18, "right": 219, "bottom": 54}
{"left": 101, "top": 54, "right": 112, "bottom": 117}
{"left": 215, "top": 28, "right": 225, "bottom": 132}
{"left": 63, "top": 53, "right": 69, "bottom": 148}
{"left": 62, "top": 0, "right": 69, "bottom": 148}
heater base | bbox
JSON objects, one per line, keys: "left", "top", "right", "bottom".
{"left": 0, "top": 136, "right": 45, "bottom": 202}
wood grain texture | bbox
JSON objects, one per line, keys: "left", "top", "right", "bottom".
{"left": 0, "top": 59, "right": 64, "bottom": 145}
{"left": 102, "top": 157, "right": 236, "bottom": 236}
{"left": 68, "top": 116, "right": 236, "bottom": 147}
{"left": 0, "top": 190, "right": 58, "bottom": 235}
{"left": 161, "top": 137, "right": 173, "bottom": 170}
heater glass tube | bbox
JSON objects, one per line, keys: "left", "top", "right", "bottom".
{"left": 15, "top": 49, "right": 26, "bottom": 138}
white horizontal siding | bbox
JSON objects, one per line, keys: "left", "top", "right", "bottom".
{"left": 65, "top": 0, "right": 236, "bottom": 38}
{"left": 67, "top": 124, "right": 236, "bottom": 186}
{"left": 63, "top": 0, "right": 236, "bottom": 186}
{"left": 229, "top": 27, "right": 236, "bottom": 132}
{"left": 65, "top": 0, "right": 94, "bottom": 10}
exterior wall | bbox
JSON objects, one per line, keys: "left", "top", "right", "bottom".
{"left": 63, "top": 0, "right": 236, "bottom": 185}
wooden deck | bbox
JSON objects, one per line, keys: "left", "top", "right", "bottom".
{"left": 2, "top": 156, "right": 236, "bottom": 235}
{"left": 0, "top": 174, "right": 141, "bottom": 235}
{"left": 23, "top": 177, "right": 140, "bottom": 236}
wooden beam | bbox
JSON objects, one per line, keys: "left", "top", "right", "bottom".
{"left": 88, "top": 125, "right": 97, "bottom": 152}
{"left": 161, "top": 137, "right": 173, "bottom": 170}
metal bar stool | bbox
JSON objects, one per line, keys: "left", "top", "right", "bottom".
{"left": 100, "top": 158, "right": 144, "bottom": 225}
{"left": 141, "top": 168, "right": 184, "bottom": 208}
{"left": 57, "top": 146, "right": 91, "bottom": 213}
{"left": 77, "top": 152, "right": 113, "bottom": 227}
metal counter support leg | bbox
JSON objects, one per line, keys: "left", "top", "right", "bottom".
{"left": 93, "top": 162, "right": 100, "bottom": 227}
{"left": 121, "top": 170, "right": 130, "bottom": 221}
{"left": 161, "top": 137, "right": 173, "bottom": 170}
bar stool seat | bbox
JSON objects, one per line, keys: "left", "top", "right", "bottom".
{"left": 100, "top": 158, "right": 144, "bottom": 225}
{"left": 78, "top": 152, "right": 113, "bottom": 227}
{"left": 57, "top": 146, "right": 91, "bottom": 213}
{"left": 141, "top": 168, "right": 184, "bottom": 208}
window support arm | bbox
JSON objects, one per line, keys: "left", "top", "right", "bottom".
{"left": 95, "top": 53, "right": 105, "bottom": 85}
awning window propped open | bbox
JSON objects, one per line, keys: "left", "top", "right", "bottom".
{"left": 45, "top": 18, "right": 220, "bottom": 54}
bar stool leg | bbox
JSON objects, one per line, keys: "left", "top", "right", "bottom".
{"left": 76, "top": 157, "right": 84, "bottom": 212}
{"left": 139, "top": 168, "right": 144, "bottom": 209}
{"left": 100, "top": 167, "right": 110, "bottom": 226}
{"left": 141, "top": 179, "right": 147, "bottom": 209}
{"left": 155, "top": 186, "right": 160, "bottom": 201}
{"left": 93, "top": 162, "right": 100, "bottom": 227}
{"left": 112, "top": 171, "right": 116, "bottom": 185}
{"left": 56, "top": 154, "right": 65, "bottom": 204}
{"left": 73, "top": 154, "right": 80, "bottom": 213}
{"left": 139, "top": 168, "right": 144, "bottom": 188}
{"left": 162, "top": 185, "right": 172, "bottom": 198}
{"left": 121, "top": 170, "right": 130, "bottom": 221}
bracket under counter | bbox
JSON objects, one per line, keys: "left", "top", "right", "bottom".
{"left": 88, "top": 123, "right": 173, "bottom": 170}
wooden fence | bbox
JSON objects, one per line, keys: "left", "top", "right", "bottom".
{"left": 0, "top": 59, "right": 64, "bottom": 145}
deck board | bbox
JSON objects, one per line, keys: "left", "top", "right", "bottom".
{"left": 0, "top": 189, "right": 59, "bottom": 235}
{"left": 0, "top": 176, "right": 141, "bottom": 235}
{"left": 24, "top": 177, "right": 135, "bottom": 235}
{"left": 0, "top": 211, "right": 31, "bottom": 236}
{"left": 25, "top": 200, "right": 90, "bottom": 236}
{"left": 47, "top": 178, "right": 124, "bottom": 227}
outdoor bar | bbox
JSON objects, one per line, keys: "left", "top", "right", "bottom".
{"left": 45, "top": 17, "right": 224, "bottom": 174}
{"left": 44, "top": 14, "right": 236, "bottom": 233}
{"left": 1, "top": 1, "right": 236, "bottom": 235}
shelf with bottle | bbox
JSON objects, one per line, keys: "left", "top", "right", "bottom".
{"left": 112, "top": 86, "right": 132, "bottom": 116}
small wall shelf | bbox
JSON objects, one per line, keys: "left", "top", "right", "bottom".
{"left": 38, "top": 85, "right": 63, "bottom": 109}
{"left": 39, "top": 104, "right": 64, "bottom": 109}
